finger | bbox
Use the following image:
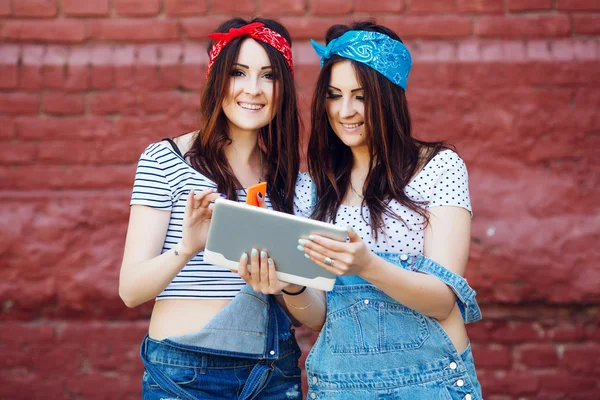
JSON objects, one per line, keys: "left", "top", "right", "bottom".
{"left": 237, "top": 253, "right": 250, "bottom": 282}
{"left": 267, "top": 258, "right": 280, "bottom": 288}
{"left": 185, "top": 189, "right": 194, "bottom": 216}
{"left": 197, "top": 192, "right": 223, "bottom": 210}
{"left": 250, "top": 248, "right": 260, "bottom": 287}
{"left": 306, "top": 233, "right": 349, "bottom": 252}
{"left": 259, "top": 250, "right": 269, "bottom": 287}
{"left": 300, "top": 237, "right": 343, "bottom": 261}
{"left": 347, "top": 227, "right": 361, "bottom": 243}
{"left": 304, "top": 251, "right": 345, "bottom": 276}
{"left": 257, "top": 191, "right": 268, "bottom": 209}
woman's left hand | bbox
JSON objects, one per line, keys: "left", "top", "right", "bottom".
{"left": 300, "top": 228, "right": 375, "bottom": 277}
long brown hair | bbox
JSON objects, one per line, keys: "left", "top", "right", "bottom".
{"left": 187, "top": 17, "right": 300, "bottom": 213}
{"left": 308, "top": 21, "right": 450, "bottom": 238}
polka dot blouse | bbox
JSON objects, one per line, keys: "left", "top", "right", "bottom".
{"left": 294, "top": 150, "right": 472, "bottom": 255}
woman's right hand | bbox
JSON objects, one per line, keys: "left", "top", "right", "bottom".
{"left": 180, "top": 188, "right": 223, "bottom": 255}
{"left": 237, "top": 248, "right": 296, "bottom": 295}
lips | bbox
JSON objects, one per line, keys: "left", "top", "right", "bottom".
{"left": 341, "top": 122, "right": 364, "bottom": 129}
{"left": 238, "top": 102, "right": 264, "bottom": 110}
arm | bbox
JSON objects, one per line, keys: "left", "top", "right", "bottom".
{"left": 119, "top": 189, "right": 220, "bottom": 308}
{"left": 301, "top": 205, "right": 471, "bottom": 321}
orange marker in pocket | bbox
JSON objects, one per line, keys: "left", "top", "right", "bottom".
{"left": 246, "top": 182, "right": 267, "bottom": 207}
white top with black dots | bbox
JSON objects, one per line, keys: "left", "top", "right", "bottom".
{"left": 294, "top": 150, "right": 472, "bottom": 255}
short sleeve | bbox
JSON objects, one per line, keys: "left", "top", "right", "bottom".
{"left": 425, "top": 151, "right": 472, "bottom": 215}
{"left": 294, "top": 172, "right": 315, "bottom": 218}
{"left": 130, "top": 144, "right": 173, "bottom": 210}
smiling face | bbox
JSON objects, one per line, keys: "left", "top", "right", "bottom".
{"left": 221, "top": 38, "right": 277, "bottom": 136}
{"left": 325, "top": 60, "right": 367, "bottom": 150}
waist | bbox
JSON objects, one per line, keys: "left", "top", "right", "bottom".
{"left": 149, "top": 298, "right": 232, "bottom": 340}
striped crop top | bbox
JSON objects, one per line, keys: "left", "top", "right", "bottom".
{"left": 130, "top": 141, "right": 273, "bottom": 300}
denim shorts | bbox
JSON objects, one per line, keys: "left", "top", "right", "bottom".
{"left": 141, "top": 334, "right": 302, "bottom": 400}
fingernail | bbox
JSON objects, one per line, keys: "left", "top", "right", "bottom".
{"left": 268, "top": 258, "right": 273, "bottom": 265}
{"left": 298, "top": 239, "right": 307, "bottom": 245}
{"left": 308, "top": 235, "right": 315, "bottom": 240}
{"left": 297, "top": 245, "right": 304, "bottom": 252}
{"left": 260, "top": 251, "right": 266, "bottom": 259}
{"left": 304, "top": 253, "right": 310, "bottom": 259}
{"left": 258, "top": 192, "right": 263, "bottom": 199}
{"left": 241, "top": 253, "right": 248, "bottom": 260}
{"left": 220, "top": 193, "right": 226, "bottom": 197}
{"left": 251, "top": 249, "right": 258, "bottom": 257}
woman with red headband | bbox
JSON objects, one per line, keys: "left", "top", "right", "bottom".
{"left": 119, "top": 18, "right": 302, "bottom": 399}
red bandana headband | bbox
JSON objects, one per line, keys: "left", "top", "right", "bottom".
{"left": 207, "top": 22, "right": 294, "bottom": 78}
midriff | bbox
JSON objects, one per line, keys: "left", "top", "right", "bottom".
{"left": 148, "top": 298, "right": 232, "bottom": 340}
{"left": 438, "top": 303, "right": 469, "bottom": 354}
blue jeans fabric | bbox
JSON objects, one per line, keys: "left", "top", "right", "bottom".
{"left": 305, "top": 254, "right": 483, "bottom": 400}
{"left": 140, "top": 286, "right": 302, "bottom": 400}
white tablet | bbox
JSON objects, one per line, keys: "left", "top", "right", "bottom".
{"left": 204, "top": 199, "right": 348, "bottom": 291}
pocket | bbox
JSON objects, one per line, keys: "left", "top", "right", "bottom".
{"left": 143, "top": 362, "right": 198, "bottom": 389}
{"left": 325, "top": 287, "right": 429, "bottom": 355}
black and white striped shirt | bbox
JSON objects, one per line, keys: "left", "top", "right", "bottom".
{"left": 130, "top": 142, "right": 272, "bottom": 300}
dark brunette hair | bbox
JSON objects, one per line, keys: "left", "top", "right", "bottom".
{"left": 187, "top": 17, "right": 299, "bottom": 213}
{"left": 308, "top": 21, "right": 450, "bottom": 237}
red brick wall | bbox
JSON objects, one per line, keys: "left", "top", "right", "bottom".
{"left": 1, "top": 1, "right": 599, "bottom": 399}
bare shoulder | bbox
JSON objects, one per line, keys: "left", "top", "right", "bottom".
{"left": 173, "top": 131, "right": 199, "bottom": 155}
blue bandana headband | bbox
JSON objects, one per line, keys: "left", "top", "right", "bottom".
{"left": 310, "top": 30, "right": 412, "bottom": 90}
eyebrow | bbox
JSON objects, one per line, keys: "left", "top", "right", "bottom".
{"left": 233, "top": 63, "right": 272, "bottom": 70}
{"left": 328, "top": 85, "right": 364, "bottom": 93}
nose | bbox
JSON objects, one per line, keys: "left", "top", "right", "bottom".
{"left": 244, "top": 75, "right": 261, "bottom": 96}
{"left": 339, "top": 98, "right": 356, "bottom": 119}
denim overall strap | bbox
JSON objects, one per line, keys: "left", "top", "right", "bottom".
{"left": 140, "top": 335, "right": 197, "bottom": 400}
{"left": 410, "top": 254, "right": 482, "bottom": 324}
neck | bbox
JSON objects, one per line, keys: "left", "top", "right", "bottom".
{"left": 350, "top": 146, "right": 371, "bottom": 178}
{"left": 224, "top": 125, "right": 261, "bottom": 164}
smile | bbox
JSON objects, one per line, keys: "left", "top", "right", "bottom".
{"left": 341, "top": 122, "right": 364, "bottom": 129}
{"left": 238, "top": 102, "right": 265, "bottom": 111}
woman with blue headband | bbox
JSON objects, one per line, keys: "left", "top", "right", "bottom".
{"left": 238, "top": 21, "right": 483, "bottom": 399}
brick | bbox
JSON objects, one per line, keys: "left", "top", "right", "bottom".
{"left": 563, "top": 343, "right": 600, "bottom": 374}
{"left": 458, "top": 0, "right": 504, "bottom": 13}
{"left": 138, "top": 91, "right": 185, "bottom": 116}
{"left": 1, "top": 20, "right": 86, "bottom": 43}
{"left": 0, "top": 44, "right": 19, "bottom": 89}
{"left": 0, "top": 94, "right": 39, "bottom": 115}
{"left": 573, "top": 15, "right": 600, "bottom": 34}
{"left": 260, "top": 0, "right": 305, "bottom": 16}
{"left": 471, "top": 344, "right": 512, "bottom": 368}
{"left": 12, "top": 0, "right": 57, "bottom": 18}
{"left": 89, "top": 20, "right": 179, "bottom": 42}
{"left": 355, "top": 0, "right": 404, "bottom": 13}
{"left": 409, "top": 0, "right": 455, "bottom": 14}
{"left": 90, "top": 91, "right": 137, "bottom": 116}
{"left": 508, "top": 0, "right": 553, "bottom": 12}
{"left": 19, "top": 45, "right": 44, "bottom": 91}
{"left": 210, "top": 0, "right": 255, "bottom": 14}
{"left": 475, "top": 16, "right": 571, "bottom": 38}
{"left": 16, "top": 116, "right": 113, "bottom": 139}
{"left": 181, "top": 17, "right": 234, "bottom": 40}
{"left": 165, "top": 0, "right": 208, "bottom": 15}
{"left": 43, "top": 93, "right": 85, "bottom": 115}
{"left": 519, "top": 344, "right": 559, "bottom": 368}
{"left": 0, "top": 141, "right": 38, "bottom": 164}
{"left": 0, "top": 117, "right": 16, "bottom": 139}
{"left": 63, "top": 0, "right": 110, "bottom": 16}
{"left": 557, "top": 0, "right": 600, "bottom": 11}
{"left": 539, "top": 372, "right": 598, "bottom": 392}
{"left": 381, "top": 16, "right": 472, "bottom": 39}
{"left": 0, "top": 0, "right": 10, "bottom": 16}
{"left": 310, "top": 0, "right": 353, "bottom": 15}
{"left": 115, "top": 0, "right": 161, "bottom": 17}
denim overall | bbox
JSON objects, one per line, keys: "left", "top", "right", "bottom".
{"left": 305, "top": 253, "right": 483, "bottom": 400}
{"left": 140, "top": 285, "right": 302, "bottom": 400}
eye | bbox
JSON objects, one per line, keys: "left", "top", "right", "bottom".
{"left": 326, "top": 91, "right": 341, "bottom": 99}
{"left": 230, "top": 69, "right": 245, "bottom": 77}
{"left": 262, "top": 71, "right": 274, "bottom": 80}
{"left": 356, "top": 95, "right": 365, "bottom": 101}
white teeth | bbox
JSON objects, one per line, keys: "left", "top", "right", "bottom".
{"left": 239, "top": 102, "right": 264, "bottom": 110}
{"left": 342, "top": 122, "right": 363, "bottom": 129}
